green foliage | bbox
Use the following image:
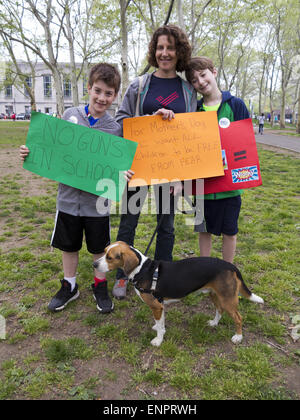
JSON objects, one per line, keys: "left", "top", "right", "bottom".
{"left": 42, "top": 337, "right": 94, "bottom": 363}
{"left": 0, "top": 135, "right": 299, "bottom": 399}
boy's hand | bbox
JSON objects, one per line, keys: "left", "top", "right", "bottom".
{"left": 124, "top": 169, "right": 135, "bottom": 182}
{"left": 20, "top": 145, "right": 30, "bottom": 161}
{"left": 154, "top": 108, "right": 175, "bottom": 121}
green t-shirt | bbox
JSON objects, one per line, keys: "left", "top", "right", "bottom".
{"left": 203, "top": 103, "right": 220, "bottom": 112}
{"left": 200, "top": 101, "right": 242, "bottom": 200}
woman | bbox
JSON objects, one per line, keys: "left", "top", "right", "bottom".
{"left": 113, "top": 24, "right": 197, "bottom": 299}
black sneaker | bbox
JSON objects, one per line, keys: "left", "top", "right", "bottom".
{"left": 91, "top": 282, "right": 114, "bottom": 314}
{"left": 48, "top": 280, "right": 80, "bottom": 312}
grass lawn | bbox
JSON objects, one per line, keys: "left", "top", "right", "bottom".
{"left": 261, "top": 122, "right": 300, "bottom": 137}
{"left": 0, "top": 121, "right": 299, "bottom": 400}
{"left": 0, "top": 121, "right": 30, "bottom": 147}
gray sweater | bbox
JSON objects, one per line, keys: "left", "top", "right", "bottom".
{"left": 57, "top": 106, "right": 122, "bottom": 217}
{"left": 115, "top": 72, "right": 197, "bottom": 131}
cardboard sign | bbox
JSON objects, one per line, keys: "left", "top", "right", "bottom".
{"left": 201, "top": 118, "right": 262, "bottom": 194}
{"left": 124, "top": 112, "right": 224, "bottom": 187}
{"left": 23, "top": 111, "right": 138, "bottom": 201}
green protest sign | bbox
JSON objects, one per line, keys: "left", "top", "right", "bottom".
{"left": 23, "top": 111, "right": 137, "bottom": 201}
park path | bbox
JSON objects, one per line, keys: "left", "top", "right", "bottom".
{"left": 255, "top": 129, "right": 300, "bottom": 154}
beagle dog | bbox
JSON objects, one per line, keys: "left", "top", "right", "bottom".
{"left": 93, "top": 241, "right": 264, "bottom": 347}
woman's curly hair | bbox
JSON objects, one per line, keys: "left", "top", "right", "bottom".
{"left": 147, "top": 25, "right": 192, "bottom": 72}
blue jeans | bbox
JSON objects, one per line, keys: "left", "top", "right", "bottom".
{"left": 116, "top": 185, "right": 175, "bottom": 280}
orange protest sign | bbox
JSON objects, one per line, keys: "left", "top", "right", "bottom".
{"left": 124, "top": 112, "right": 224, "bottom": 187}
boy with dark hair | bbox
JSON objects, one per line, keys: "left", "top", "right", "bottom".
{"left": 20, "top": 63, "right": 132, "bottom": 314}
{"left": 186, "top": 56, "right": 250, "bottom": 263}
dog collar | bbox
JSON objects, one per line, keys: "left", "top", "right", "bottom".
{"left": 150, "top": 267, "right": 159, "bottom": 291}
{"left": 130, "top": 260, "right": 159, "bottom": 295}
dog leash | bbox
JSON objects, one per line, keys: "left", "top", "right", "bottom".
{"left": 143, "top": 192, "right": 196, "bottom": 256}
{"left": 144, "top": 214, "right": 165, "bottom": 256}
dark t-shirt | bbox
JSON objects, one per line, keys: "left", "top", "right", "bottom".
{"left": 143, "top": 74, "right": 185, "bottom": 115}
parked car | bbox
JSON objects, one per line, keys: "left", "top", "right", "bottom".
{"left": 0, "top": 113, "right": 5, "bottom": 119}
{"left": 16, "top": 113, "right": 26, "bottom": 120}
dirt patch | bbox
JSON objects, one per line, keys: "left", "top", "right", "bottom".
{"left": 0, "top": 147, "right": 56, "bottom": 196}
{"left": 279, "top": 365, "right": 300, "bottom": 397}
{"left": 0, "top": 147, "right": 56, "bottom": 253}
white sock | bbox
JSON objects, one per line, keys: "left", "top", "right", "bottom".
{"left": 64, "top": 276, "right": 76, "bottom": 291}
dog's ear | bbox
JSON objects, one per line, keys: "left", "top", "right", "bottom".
{"left": 123, "top": 250, "right": 139, "bottom": 275}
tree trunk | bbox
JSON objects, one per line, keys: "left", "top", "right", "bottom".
{"left": 297, "top": 90, "right": 300, "bottom": 134}
{"left": 27, "top": 0, "right": 65, "bottom": 115}
{"left": 258, "top": 57, "right": 267, "bottom": 115}
{"left": 120, "top": 0, "right": 129, "bottom": 97}
{"left": 177, "top": 0, "right": 185, "bottom": 30}
{"left": 280, "top": 91, "right": 285, "bottom": 129}
{"left": 65, "top": 1, "right": 79, "bottom": 106}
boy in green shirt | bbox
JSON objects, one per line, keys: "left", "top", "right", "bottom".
{"left": 185, "top": 57, "right": 250, "bottom": 263}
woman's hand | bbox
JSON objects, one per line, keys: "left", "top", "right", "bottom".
{"left": 154, "top": 108, "right": 175, "bottom": 121}
{"left": 20, "top": 145, "right": 30, "bottom": 161}
{"left": 170, "top": 181, "right": 183, "bottom": 196}
{"left": 124, "top": 169, "right": 135, "bottom": 182}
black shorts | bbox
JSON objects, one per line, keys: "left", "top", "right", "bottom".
{"left": 194, "top": 195, "right": 241, "bottom": 236}
{"left": 51, "top": 211, "right": 110, "bottom": 254}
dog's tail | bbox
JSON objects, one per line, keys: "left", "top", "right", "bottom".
{"left": 235, "top": 268, "right": 264, "bottom": 304}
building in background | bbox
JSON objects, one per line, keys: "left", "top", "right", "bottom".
{"left": 0, "top": 61, "right": 120, "bottom": 117}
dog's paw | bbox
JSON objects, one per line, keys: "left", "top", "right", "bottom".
{"left": 208, "top": 319, "right": 219, "bottom": 327}
{"left": 152, "top": 324, "right": 158, "bottom": 331}
{"left": 208, "top": 310, "right": 222, "bottom": 327}
{"left": 151, "top": 337, "right": 163, "bottom": 347}
{"left": 231, "top": 334, "right": 243, "bottom": 344}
